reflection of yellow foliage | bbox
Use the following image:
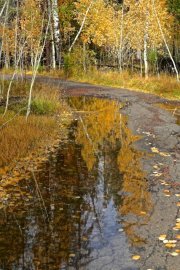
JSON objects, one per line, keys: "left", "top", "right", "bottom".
{"left": 70, "top": 97, "right": 152, "bottom": 247}
{"left": 117, "top": 116, "right": 152, "bottom": 246}
{"left": 71, "top": 97, "right": 122, "bottom": 170}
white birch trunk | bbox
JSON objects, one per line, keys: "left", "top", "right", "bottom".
{"left": 69, "top": 0, "right": 94, "bottom": 52}
{"left": 118, "top": 3, "right": 124, "bottom": 71}
{"left": 3, "top": 38, "right": 27, "bottom": 116}
{"left": 51, "top": 24, "right": 56, "bottom": 69}
{"left": 152, "top": 0, "right": 179, "bottom": 81}
{"left": 52, "top": 0, "right": 61, "bottom": 67}
{"left": 0, "top": 0, "right": 9, "bottom": 67}
{"left": 0, "top": 1, "right": 7, "bottom": 18}
{"left": 144, "top": 9, "right": 149, "bottom": 79}
{"left": 26, "top": 10, "right": 51, "bottom": 120}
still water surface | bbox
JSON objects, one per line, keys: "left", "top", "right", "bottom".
{"left": 0, "top": 97, "right": 152, "bottom": 270}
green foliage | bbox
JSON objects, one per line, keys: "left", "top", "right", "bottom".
{"left": 167, "top": 0, "right": 180, "bottom": 21}
{"left": 0, "top": 82, "right": 61, "bottom": 116}
{"left": 148, "top": 50, "right": 158, "bottom": 65}
{"left": 59, "top": 1, "right": 75, "bottom": 27}
{"left": 31, "top": 98, "right": 60, "bottom": 115}
{"left": 37, "top": 65, "right": 45, "bottom": 73}
{"left": 63, "top": 45, "right": 96, "bottom": 77}
{"left": 64, "top": 53, "right": 74, "bottom": 77}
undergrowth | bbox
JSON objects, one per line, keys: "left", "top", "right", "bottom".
{"left": 36, "top": 68, "right": 180, "bottom": 100}
{"left": 70, "top": 70, "right": 180, "bottom": 100}
{"left": 0, "top": 81, "right": 71, "bottom": 169}
{"left": 0, "top": 80, "right": 61, "bottom": 115}
{"left": 0, "top": 115, "right": 56, "bottom": 168}
{"left": 1, "top": 68, "right": 179, "bottom": 99}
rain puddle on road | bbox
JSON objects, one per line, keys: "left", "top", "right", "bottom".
{"left": 0, "top": 97, "right": 152, "bottom": 270}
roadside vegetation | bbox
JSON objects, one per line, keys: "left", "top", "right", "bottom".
{"left": 0, "top": 81, "right": 71, "bottom": 172}
{"left": 37, "top": 68, "right": 180, "bottom": 100}
{"left": 72, "top": 71, "right": 180, "bottom": 100}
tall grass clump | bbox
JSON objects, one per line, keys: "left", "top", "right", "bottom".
{"left": 0, "top": 115, "right": 56, "bottom": 168}
{"left": 0, "top": 82, "right": 70, "bottom": 169}
{"left": 31, "top": 84, "right": 60, "bottom": 115}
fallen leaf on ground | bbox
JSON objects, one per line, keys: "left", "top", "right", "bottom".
{"left": 154, "top": 173, "right": 162, "bottom": 177}
{"left": 168, "top": 240, "right": 177, "bottom": 243}
{"left": 173, "top": 227, "right": 180, "bottom": 231}
{"left": 69, "top": 254, "right": 76, "bottom": 257}
{"left": 163, "top": 240, "right": 169, "bottom": 243}
{"left": 160, "top": 152, "right": 170, "bottom": 157}
{"left": 132, "top": 255, "right": 141, "bottom": 261}
{"left": 140, "top": 211, "right": 147, "bottom": 215}
{"left": 159, "top": 235, "right": 166, "bottom": 241}
{"left": 163, "top": 190, "right": 170, "bottom": 193}
{"left": 151, "top": 147, "right": 159, "bottom": 153}
{"left": 165, "top": 243, "right": 176, "bottom": 248}
{"left": 170, "top": 252, "right": 178, "bottom": 256}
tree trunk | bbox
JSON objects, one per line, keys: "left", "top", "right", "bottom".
{"left": 51, "top": 24, "right": 56, "bottom": 69}
{"left": 69, "top": 0, "right": 94, "bottom": 52}
{"left": 118, "top": 2, "right": 124, "bottom": 71}
{"left": 52, "top": 0, "right": 61, "bottom": 68}
{"left": 144, "top": 9, "right": 149, "bottom": 79}
{"left": 152, "top": 0, "right": 179, "bottom": 81}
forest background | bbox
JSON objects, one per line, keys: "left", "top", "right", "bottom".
{"left": 0, "top": 0, "right": 179, "bottom": 98}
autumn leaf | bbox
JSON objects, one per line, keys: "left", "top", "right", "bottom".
{"left": 151, "top": 147, "right": 159, "bottom": 153}
{"left": 132, "top": 255, "right": 141, "bottom": 260}
{"left": 159, "top": 234, "right": 166, "bottom": 241}
{"left": 170, "top": 252, "right": 178, "bottom": 256}
{"left": 165, "top": 243, "right": 176, "bottom": 248}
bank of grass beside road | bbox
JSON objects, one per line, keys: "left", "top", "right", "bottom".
{"left": 0, "top": 81, "right": 72, "bottom": 172}
{"left": 33, "top": 69, "right": 180, "bottom": 100}
{"left": 70, "top": 70, "right": 180, "bottom": 100}
{"left": 1, "top": 69, "right": 180, "bottom": 100}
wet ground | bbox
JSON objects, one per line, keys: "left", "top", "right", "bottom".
{"left": 0, "top": 77, "right": 180, "bottom": 270}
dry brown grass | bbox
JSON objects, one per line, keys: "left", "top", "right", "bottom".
{"left": 0, "top": 82, "right": 71, "bottom": 170}
{"left": 37, "top": 68, "right": 180, "bottom": 100}
{"left": 70, "top": 70, "right": 180, "bottom": 100}
{"left": 0, "top": 114, "right": 56, "bottom": 168}
{"left": 1, "top": 68, "right": 179, "bottom": 99}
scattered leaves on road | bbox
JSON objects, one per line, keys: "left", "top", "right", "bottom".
{"left": 132, "top": 255, "right": 141, "bottom": 261}
{"left": 159, "top": 235, "right": 166, "bottom": 241}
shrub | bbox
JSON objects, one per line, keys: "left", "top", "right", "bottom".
{"left": 63, "top": 45, "right": 96, "bottom": 77}
{"left": 31, "top": 98, "right": 60, "bottom": 115}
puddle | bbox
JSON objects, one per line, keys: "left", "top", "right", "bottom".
{"left": 0, "top": 97, "right": 152, "bottom": 269}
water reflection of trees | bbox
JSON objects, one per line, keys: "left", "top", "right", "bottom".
{"left": 0, "top": 97, "right": 152, "bottom": 269}
{"left": 72, "top": 97, "right": 152, "bottom": 247}
{"left": 117, "top": 116, "right": 152, "bottom": 246}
